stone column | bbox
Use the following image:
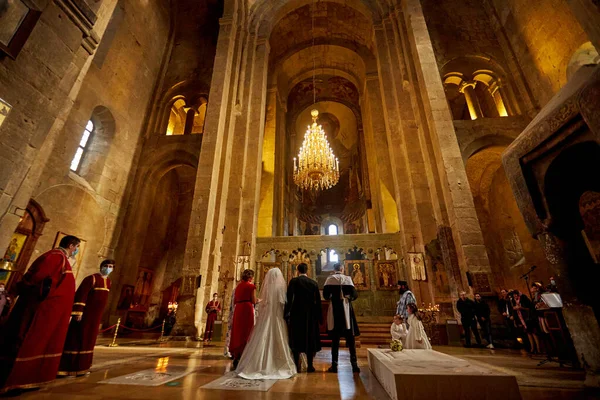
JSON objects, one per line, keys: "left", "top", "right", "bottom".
{"left": 402, "top": 0, "right": 492, "bottom": 284}
{"left": 459, "top": 81, "right": 484, "bottom": 120}
{"left": 237, "top": 38, "right": 270, "bottom": 263}
{"left": 177, "top": 10, "right": 241, "bottom": 336}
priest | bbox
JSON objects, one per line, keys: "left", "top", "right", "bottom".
{"left": 284, "top": 263, "right": 322, "bottom": 372}
{"left": 323, "top": 262, "right": 360, "bottom": 373}
{"left": 0, "top": 236, "right": 79, "bottom": 393}
{"left": 58, "top": 259, "right": 115, "bottom": 377}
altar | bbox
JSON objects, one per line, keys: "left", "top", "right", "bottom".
{"left": 368, "top": 349, "right": 521, "bottom": 400}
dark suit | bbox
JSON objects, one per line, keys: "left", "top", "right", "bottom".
{"left": 457, "top": 297, "right": 482, "bottom": 346}
{"left": 285, "top": 275, "right": 322, "bottom": 370}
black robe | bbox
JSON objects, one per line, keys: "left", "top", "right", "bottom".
{"left": 284, "top": 275, "right": 322, "bottom": 353}
{"left": 323, "top": 273, "right": 360, "bottom": 336}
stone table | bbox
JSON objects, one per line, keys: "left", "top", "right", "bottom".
{"left": 368, "top": 348, "right": 521, "bottom": 400}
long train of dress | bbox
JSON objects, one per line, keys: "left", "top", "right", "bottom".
{"left": 236, "top": 268, "right": 297, "bottom": 380}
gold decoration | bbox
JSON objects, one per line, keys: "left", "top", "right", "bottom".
{"left": 293, "top": 109, "right": 340, "bottom": 191}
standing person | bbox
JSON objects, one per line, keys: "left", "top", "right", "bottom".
{"left": 498, "top": 288, "right": 516, "bottom": 345}
{"left": 396, "top": 281, "right": 416, "bottom": 327}
{"left": 0, "top": 236, "right": 79, "bottom": 393}
{"left": 323, "top": 263, "right": 360, "bottom": 373}
{"left": 230, "top": 269, "right": 258, "bottom": 369}
{"left": 456, "top": 291, "right": 482, "bottom": 348}
{"left": 236, "top": 268, "right": 296, "bottom": 380}
{"left": 474, "top": 293, "right": 494, "bottom": 349}
{"left": 390, "top": 315, "right": 408, "bottom": 346}
{"left": 204, "top": 293, "right": 221, "bottom": 343}
{"left": 511, "top": 290, "right": 541, "bottom": 354}
{"left": 284, "top": 263, "right": 322, "bottom": 373}
{"left": 404, "top": 303, "right": 432, "bottom": 350}
{"left": 164, "top": 309, "right": 177, "bottom": 336}
{"left": 58, "top": 259, "right": 115, "bottom": 377}
{"left": 0, "top": 283, "right": 10, "bottom": 318}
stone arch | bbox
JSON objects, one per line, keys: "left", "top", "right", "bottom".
{"left": 155, "top": 80, "right": 209, "bottom": 136}
{"left": 442, "top": 56, "right": 520, "bottom": 120}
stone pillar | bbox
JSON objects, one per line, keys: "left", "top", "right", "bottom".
{"left": 459, "top": 81, "right": 484, "bottom": 120}
{"left": 237, "top": 38, "right": 270, "bottom": 264}
{"left": 177, "top": 10, "right": 241, "bottom": 336}
{"left": 363, "top": 75, "right": 395, "bottom": 234}
{"left": 183, "top": 109, "right": 195, "bottom": 135}
{"left": 402, "top": 0, "right": 492, "bottom": 284}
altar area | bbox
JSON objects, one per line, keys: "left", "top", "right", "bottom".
{"left": 368, "top": 348, "right": 522, "bottom": 400}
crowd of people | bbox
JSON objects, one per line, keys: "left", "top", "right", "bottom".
{"left": 451, "top": 281, "right": 559, "bottom": 353}
{"left": 0, "top": 236, "right": 114, "bottom": 395}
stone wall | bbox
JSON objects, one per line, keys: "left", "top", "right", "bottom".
{"left": 0, "top": 1, "right": 116, "bottom": 251}
{"left": 488, "top": 0, "right": 590, "bottom": 108}
{"left": 22, "top": 1, "right": 170, "bottom": 284}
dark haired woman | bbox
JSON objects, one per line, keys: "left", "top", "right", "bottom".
{"left": 404, "top": 303, "right": 432, "bottom": 349}
{"left": 230, "top": 269, "right": 258, "bottom": 368}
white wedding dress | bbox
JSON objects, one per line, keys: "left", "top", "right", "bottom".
{"left": 404, "top": 314, "right": 432, "bottom": 350}
{"left": 236, "top": 268, "right": 297, "bottom": 380}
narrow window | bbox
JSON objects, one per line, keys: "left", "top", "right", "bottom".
{"left": 71, "top": 120, "right": 94, "bottom": 172}
{"left": 328, "top": 224, "right": 338, "bottom": 235}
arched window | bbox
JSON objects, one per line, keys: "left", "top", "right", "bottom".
{"left": 70, "top": 120, "right": 94, "bottom": 172}
{"left": 329, "top": 249, "right": 339, "bottom": 263}
{"left": 328, "top": 224, "right": 338, "bottom": 235}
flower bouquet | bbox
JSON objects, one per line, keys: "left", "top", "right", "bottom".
{"left": 390, "top": 339, "right": 403, "bottom": 352}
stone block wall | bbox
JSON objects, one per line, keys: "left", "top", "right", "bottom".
{"left": 1, "top": 0, "right": 171, "bottom": 284}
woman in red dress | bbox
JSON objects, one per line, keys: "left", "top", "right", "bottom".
{"left": 230, "top": 269, "right": 257, "bottom": 369}
{"left": 203, "top": 293, "right": 221, "bottom": 342}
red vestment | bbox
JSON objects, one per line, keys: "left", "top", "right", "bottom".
{"left": 58, "top": 273, "right": 111, "bottom": 376}
{"left": 203, "top": 300, "right": 221, "bottom": 340}
{"left": 229, "top": 281, "right": 256, "bottom": 359}
{"left": 0, "top": 249, "right": 75, "bottom": 392}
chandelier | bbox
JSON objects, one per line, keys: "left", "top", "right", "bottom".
{"left": 292, "top": 0, "right": 339, "bottom": 192}
{"left": 293, "top": 109, "right": 340, "bottom": 191}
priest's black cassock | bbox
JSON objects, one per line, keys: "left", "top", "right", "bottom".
{"left": 284, "top": 275, "right": 322, "bottom": 370}
{"left": 323, "top": 272, "right": 360, "bottom": 370}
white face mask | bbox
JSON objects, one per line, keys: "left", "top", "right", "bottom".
{"left": 0, "top": 287, "right": 5, "bottom": 293}
{"left": 101, "top": 267, "right": 113, "bottom": 276}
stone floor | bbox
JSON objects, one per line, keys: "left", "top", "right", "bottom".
{"left": 6, "top": 340, "right": 599, "bottom": 399}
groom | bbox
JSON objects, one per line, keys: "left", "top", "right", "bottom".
{"left": 323, "top": 263, "right": 360, "bottom": 373}
{"left": 284, "top": 263, "right": 322, "bottom": 372}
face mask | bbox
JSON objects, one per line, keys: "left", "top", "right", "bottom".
{"left": 0, "top": 287, "right": 5, "bottom": 293}
{"left": 72, "top": 247, "right": 79, "bottom": 257}
{"left": 101, "top": 267, "right": 113, "bottom": 276}
{"left": 550, "top": 279, "right": 556, "bottom": 286}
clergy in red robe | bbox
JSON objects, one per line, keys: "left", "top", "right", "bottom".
{"left": 203, "top": 293, "right": 222, "bottom": 342}
{"left": 58, "top": 259, "right": 114, "bottom": 377}
{"left": 0, "top": 236, "right": 79, "bottom": 393}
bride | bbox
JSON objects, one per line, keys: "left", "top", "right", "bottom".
{"left": 236, "top": 268, "right": 297, "bottom": 380}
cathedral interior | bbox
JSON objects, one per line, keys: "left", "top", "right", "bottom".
{"left": 1, "top": 0, "right": 600, "bottom": 398}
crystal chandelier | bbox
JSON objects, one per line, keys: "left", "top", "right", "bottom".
{"left": 293, "top": 109, "right": 340, "bottom": 191}
{"left": 292, "top": 0, "right": 339, "bottom": 192}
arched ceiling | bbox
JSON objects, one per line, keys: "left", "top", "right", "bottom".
{"left": 268, "top": 2, "right": 375, "bottom": 66}
{"left": 249, "top": 0, "right": 385, "bottom": 34}
{"left": 465, "top": 145, "right": 506, "bottom": 211}
{"left": 274, "top": 45, "right": 366, "bottom": 97}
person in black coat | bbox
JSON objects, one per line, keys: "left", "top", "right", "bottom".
{"left": 323, "top": 263, "right": 360, "bottom": 373}
{"left": 456, "top": 291, "right": 482, "bottom": 347}
{"left": 474, "top": 293, "right": 494, "bottom": 349}
{"left": 284, "top": 263, "right": 322, "bottom": 373}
